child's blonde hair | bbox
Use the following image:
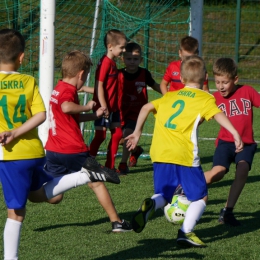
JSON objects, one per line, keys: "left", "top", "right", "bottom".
{"left": 103, "top": 29, "right": 126, "bottom": 48}
{"left": 181, "top": 55, "right": 206, "bottom": 86}
{"left": 62, "top": 50, "right": 92, "bottom": 78}
{"left": 213, "top": 57, "right": 237, "bottom": 79}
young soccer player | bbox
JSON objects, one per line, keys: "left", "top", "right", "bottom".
{"left": 89, "top": 29, "right": 127, "bottom": 170}
{"left": 44, "top": 50, "right": 132, "bottom": 232}
{"left": 117, "top": 42, "right": 161, "bottom": 174}
{"left": 0, "top": 29, "right": 120, "bottom": 260}
{"left": 125, "top": 55, "right": 243, "bottom": 247}
{"left": 160, "top": 35, "right": 209, "bottom": 94}
{"left": 204, "top": 57, "right": 260, "bottom": 226}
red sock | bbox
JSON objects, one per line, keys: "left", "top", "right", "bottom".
{"left": 105, "top": 127, "right": 123, "bottom": 169}
{"left": 89, "top": 130, "right": 106, "bottom": 157}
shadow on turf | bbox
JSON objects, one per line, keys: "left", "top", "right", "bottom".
{"left": 92, "top": 238, "right": 205, "bottom": 260}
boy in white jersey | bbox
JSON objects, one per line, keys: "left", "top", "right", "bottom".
{"left": 125, "top": 55, "right": 243, "bottom": 247}
{"left": 0, "top": 29, "right": 120, "bottom": 260}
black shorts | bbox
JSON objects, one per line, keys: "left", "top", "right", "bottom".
{"left": 213, "top": 139, "right": 257, "bottom": 172}
{"left": 44, "top": 150, "right": 90, "bottom": 177}
{"left": 94, "top": 110, "right": 120, "bottom": 128}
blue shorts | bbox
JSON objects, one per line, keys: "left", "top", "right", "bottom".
{"left": 153, "top": 162, "right": 207, "bottom": 202}
{"left": 94, "top": 110, "right": 120, "bottom": 128}
{"left": 0, "top": 158, "right": 53, "bottom": 209}
{"left": 213, "top": 139, "right": 257, "bottom": 172}
{"left": 44, "top": 150, "right": 89, "bottom": 177}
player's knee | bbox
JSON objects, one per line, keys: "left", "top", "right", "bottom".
{"left": 47, "top": 194, "right": 64, "bottom": 204}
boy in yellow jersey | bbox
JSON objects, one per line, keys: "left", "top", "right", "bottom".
{"left": 126, "top": 55, "right": 243, "bottom": 247}
{"left": 0, "top": 29, "right": 120, "bottom": 260}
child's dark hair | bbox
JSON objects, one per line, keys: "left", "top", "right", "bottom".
{"left": 213, "top": 57, "right": 237, "bottom": 79}
{"left": 180, "top": 36, "right": 199, "bottom": 55}
{"left": 62, "top": 50, "right": 93, "bottom": 78}
{"left": 0, "top": 29, "right": 25, "bottom": 63}
{"left": 124, "top": 42, "right": 142, "bottom": 55}
{"left": 103, "top": 29, "right": 126, "bottom": 48}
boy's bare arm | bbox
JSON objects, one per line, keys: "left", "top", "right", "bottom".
{"left": 79, "top": 107, "right": 106, "bottom": 122}
{"left": 0, "top": 111, "right": 46, "bottom": 146}
{"left": 96, "top": 81, "right": 108, "bottom": 117}
{"left": 61, "top": 100, "right": 96, "bottom": 114}
{"left": 125, "top": 102, "right": 155, "bottom": 150}
{"left": 213, "top": 112, "right": 243, "bottom": 152}
{"left": 78, "top": 86, "right": 94, "bottom": 94}
{"left": 151, "top": 82, "right": 162, "bottom": 94}
{"left": 160, "top": 79, "right": 169, "bottom": 95}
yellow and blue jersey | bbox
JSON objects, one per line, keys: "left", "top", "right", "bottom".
{"left": 150, "top": 86, "right": 221, "bottom": 166}
{"left": 0, "top": 72, "right": 45, "bottom": 160}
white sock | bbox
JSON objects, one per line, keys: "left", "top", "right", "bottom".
{"left": 44, "top": 171, "right": 91, "bottom": 200}
{"left": 181, "top": 199, "right": 206, "bottom": 233}
{"left": 4, "top": 218, "right": 22, "bottom": 260}
{"left": 151, "top": 194, "right": 167, "bottom": 211}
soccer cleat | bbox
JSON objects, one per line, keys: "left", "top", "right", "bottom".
{"left": 118, "top": 162, "right": 129, "bottom": 175}
{"left": 131, "top": 198, "right": 155, "bottom": 233}
{"left": 81, "top": 157, "right": 120, "bottom": 184}
{"left": 128, "top": 146, "right": 144, "bottom": 167}
{"left": 177, "top": 229, "right": 207, "bottom": 248}
{"left": 218, "top": 208, "right": 241, "bottom": 226}
{"left": 112, "top": 219, "right": 132, "bottom": 232}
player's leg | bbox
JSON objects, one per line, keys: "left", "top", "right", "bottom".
{"left": 89, "top": 122, "right": 107, "bottom": 157}
{"left": 220, "top": 143, "right": 256, "bottom": 226}
{"left": 87, "top": 181, "right": 132, "bottom": 232}
{"left": 118, "top": 126, "right": 133, "bottom": 174}
{"left": 131, "top": 163, "right": 172, "bottom": 233}
{"left": 105, "top": 111, "right": 122, "bottom": 169}
{"left": 0, "top": 160, "right": 35, "bottom": 260}
{"left": 204, "top": 165, "right": 226, "bottom": 184}
{"left": 177, "top": 165, "right": 207, "bottom": 248}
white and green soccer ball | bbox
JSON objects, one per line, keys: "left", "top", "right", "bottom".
{"left": 164, "top": 195, "right": 191, "bottom": 224}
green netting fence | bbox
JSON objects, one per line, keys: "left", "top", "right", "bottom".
{"left": 1, "top": 0, "right": 260, "bottom": 157}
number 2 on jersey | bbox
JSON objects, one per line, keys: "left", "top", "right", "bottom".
{"left": 164, "top": 100, "right": 185, "bottom": 130}
{"left": 0, "top": 94, "right": 27, "bottom": 129}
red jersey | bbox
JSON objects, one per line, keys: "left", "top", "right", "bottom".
{"left": 118, "top": 67, "right": 155, "bottom": 125}
{"left": 93, "top": 55, "right": 118, "bottom": 112}
{"left": 214, "top": 85, "right": 260, "bottom": 144}
{"left": 163, "top": 59, "right": 208, "bottom": 91}
{"left": 45, "top": 80, "right": 88, "bottom": 153}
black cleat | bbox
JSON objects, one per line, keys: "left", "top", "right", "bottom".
{"left": 81, "top": 157, "right": 120, "bottom": 184}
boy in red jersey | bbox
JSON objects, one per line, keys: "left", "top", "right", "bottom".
{"left": 0, "top": 29, "right": 121, "bottom": 260}
{"left": 204, "top": 58, "right": 260, "bottom": 226}
{"left": 160, "top": 36, "right": 209, "bottom": 94}
{"left": 90, "top": 29, "right": 127, "bottom": 170}
{"left": 117, "top": 42, "right": 161, "bottom": 174}
{"left": 45, "top": 50, "right": 132, "bottom": 232}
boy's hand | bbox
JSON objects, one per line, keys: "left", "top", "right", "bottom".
{"left": 233, "top": 132, "right": 244, "bottom": 153}
{"left": 0, "top": 131, "right": 15, "bottom": 146}
{"left": 125, "top": 132, "right": 141, "bottom": 151}
{"left": 85, "top": 100, "right": 96, "bottom": 110}
{"left": 96, "top": 107, "right": 106, "bottom": 118}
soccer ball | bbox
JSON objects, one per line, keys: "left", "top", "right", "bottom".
{"left": 164, "top": 195, "right": 191, "bottom": 224}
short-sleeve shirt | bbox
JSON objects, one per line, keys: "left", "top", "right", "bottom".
{"left": 163, "top": 60, "right": 208, "bottom": 91}
{"left": 150, "top": 86, "right": 221, "bottom": 166}
{"left": 0, "top": 72, "right": 45, "bottom": 160}
{"left": 118, "top": 67, "right": 155, "bottom": 125}
{"left": 45, "top": 80, "right": 88, "bottom": 154}
{"left": 214, "top": 85, "right": 260, "bottom": 144}
{"left": 92, "top": 55, "right": 119, "bottom": 112}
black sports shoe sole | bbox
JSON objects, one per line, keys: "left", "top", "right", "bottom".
{"left": 82, "top": 157, "right": 120, "bottom": 184}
